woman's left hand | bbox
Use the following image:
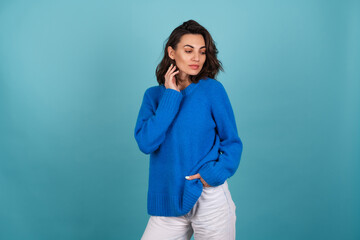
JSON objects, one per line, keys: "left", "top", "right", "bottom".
{"left": 185, "top": 173, "right": 212, "bottom": 187}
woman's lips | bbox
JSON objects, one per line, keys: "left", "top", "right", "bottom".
{"left": 189, "top": 65, "right": 199, "bottom": 70}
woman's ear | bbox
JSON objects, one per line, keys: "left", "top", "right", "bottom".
{"left": 167, "top": 46, "right": 174, "bottom": 60}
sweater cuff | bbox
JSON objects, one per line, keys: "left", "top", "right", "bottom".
{"left": 156, "top": 88, "right": 183, "bottom": 118}
{"left": 198, "top": 160, "right": 227, "bottom": 187}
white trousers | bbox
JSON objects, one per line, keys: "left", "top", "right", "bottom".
{"left": 141, "top": 180, "right": 236, "bottom": 240}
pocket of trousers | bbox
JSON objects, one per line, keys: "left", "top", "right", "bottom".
{"left": 221, "top": 184, "right": 236, "bottom": 212}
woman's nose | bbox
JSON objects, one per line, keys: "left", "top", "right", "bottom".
{"left": 193, "top": 53, "right": 200, "bottom": 61}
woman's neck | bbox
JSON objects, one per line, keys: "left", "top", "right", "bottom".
{"left": 178, "top": 79, "right": 191, "bottom": 91}
{"left": 177, "top": 74, "right": 191, "bottom": 91}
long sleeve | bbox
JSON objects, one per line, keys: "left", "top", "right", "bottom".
{"left": 134, "top": 88, "right": 183, "bottom": 154}
{"left": 198, "top": 82, "right": 243, "bottom": 187}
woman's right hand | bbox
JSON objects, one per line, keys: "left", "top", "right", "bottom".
{"left": 164, "top": 63, "right": 180, "bottom": 92}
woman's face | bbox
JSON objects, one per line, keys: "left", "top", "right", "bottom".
{"left": 168, "top": 34, "right": 206, "bottom": 81}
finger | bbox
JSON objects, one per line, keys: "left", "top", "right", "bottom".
{"left": 185, "top": 173, "right": 200, "bottom": 180}
{"left": 166, "top": 63, "right": 173, "bottom": 74}
{"left": 168, "top": 63, "right": 176, "bottom": 72}
{"left": 193, "top": 173, "right": 201, "bottom": 179}
{"left": 165, "top": 64, "right": 174, "bottom": 79}
{"left": 201, "top": 179, "right": 210, "bottom": 187}
{"left": 191, "top": 173, "right": 201, "bottom": 179}
{"left": 171, "top": 70, "right": 179, "bottom": 78}
{"left": 200, "top": 176, "right": 209, "bottom": 185}
{"left": 171, "top": 64, "right": 178, "bottom": 72}
{"left": 170, "top": 72, "right": 179, "bottom": 85}
{"left": 201, "top": 179, "right": 209, "bottom": 186}
{"left": 169, "top": 69, "right": 178, "bottom": 79}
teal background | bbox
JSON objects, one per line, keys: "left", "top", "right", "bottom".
{"left": 1, "top": 0, "right": 359, "bottom": 239}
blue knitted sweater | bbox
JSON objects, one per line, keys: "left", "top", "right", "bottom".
{"left": 134, "top": 77, "right": 243, "bottom": 217}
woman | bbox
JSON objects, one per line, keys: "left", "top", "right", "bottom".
{"left": 134, "top": 20, "right": 243, "bottom": 239}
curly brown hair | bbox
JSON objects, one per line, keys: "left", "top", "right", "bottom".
{"left": 155, "top": 20, "right": 224, "bottom": 85}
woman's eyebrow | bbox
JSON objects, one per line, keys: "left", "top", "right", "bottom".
{"left": 183, "top": 44, "right": 206, "bottom": 49}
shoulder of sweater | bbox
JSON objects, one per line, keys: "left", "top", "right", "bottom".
{"left": 144, "top": 85, "right": 163, "bottom": 97}
{"left": 202, "top": 78, "right": 226, "bottom": 93}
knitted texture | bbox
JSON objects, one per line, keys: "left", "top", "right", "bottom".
{"left": 134, "top": 77, "right": 243, "bottom": 216}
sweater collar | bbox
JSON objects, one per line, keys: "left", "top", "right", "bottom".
{"left": 161, "top": 78, "right": 206, "bottom": 96}
{"left": 180, "top": 80, "right": 198, "bottom": 96}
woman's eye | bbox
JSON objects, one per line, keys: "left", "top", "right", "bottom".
{"left": 185, "top": 51, "right": 206, "bottom": 54}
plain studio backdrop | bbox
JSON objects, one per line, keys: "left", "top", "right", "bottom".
{"left": 0, "top": 0, "right": 359, "bottom": 239}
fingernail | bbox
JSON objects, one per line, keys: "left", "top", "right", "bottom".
{"left": 185, "top": 176, "right": 190, "bottom": 179}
